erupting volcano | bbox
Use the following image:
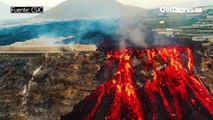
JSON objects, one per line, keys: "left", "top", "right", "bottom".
{"left": 62, "top": 46, "right": 213, "bottom": 120}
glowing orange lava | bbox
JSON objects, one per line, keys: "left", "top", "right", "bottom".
{"left": 138, "top": 46, "right": 213, "bottom": 120}
{"left": 86, "top": 48, "right": 143, "bottom": 120}
{"left": 73, "top": 46, "right": 213, "bottom": 120}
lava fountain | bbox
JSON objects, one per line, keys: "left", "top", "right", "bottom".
{"left": 62, "top": 46, "right": 213, "bottom": 120}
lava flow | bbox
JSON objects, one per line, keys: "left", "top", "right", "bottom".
{"left": 83, "top": 48, "right": 144, "bottom": 120}
{"left": 138, "top": 46, "right": 213, "bottom": 120}
{"left": 63, "top": 46, "right": 213, "bottom": 120}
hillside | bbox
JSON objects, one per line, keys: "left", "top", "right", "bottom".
{"left": 36, "top": 0, "right": 145, "bottom": 20}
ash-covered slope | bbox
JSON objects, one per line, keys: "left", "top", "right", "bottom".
{"left": 0, "top": 52, "right": 106, "bottom": 120}
{"left": 36, "top": 0, "right": 145, "bottom": 20}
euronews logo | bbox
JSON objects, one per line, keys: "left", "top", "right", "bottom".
{"left": 160, "top": 7, "right": 203, "bottom": 13}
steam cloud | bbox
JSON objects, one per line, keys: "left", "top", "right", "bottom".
{"left": 115, "top": 15, "right": 184, "bottom": 49}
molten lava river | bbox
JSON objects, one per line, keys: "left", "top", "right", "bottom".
{"left": 63, "top": 46, "right": 213, "bottom": 120}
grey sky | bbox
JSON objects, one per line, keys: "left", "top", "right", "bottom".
{"left": 0, "top": 0, "right": 204, "bottom": 8}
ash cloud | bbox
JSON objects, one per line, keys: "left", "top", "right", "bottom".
{"left": 115, "top": 17, "right": 184, "bottom": 49}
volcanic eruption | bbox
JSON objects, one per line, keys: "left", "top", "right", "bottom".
{"left": 62, "top": 46, "right": 213, "bottom": 120}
